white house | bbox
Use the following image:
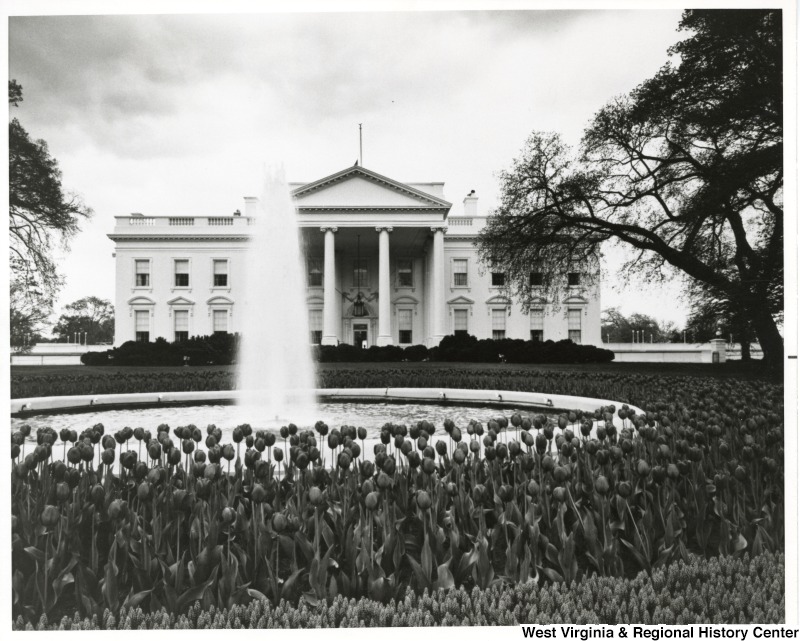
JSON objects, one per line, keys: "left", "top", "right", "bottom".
{"left": 108, "top": 165, "right": 601, "bottom": 348}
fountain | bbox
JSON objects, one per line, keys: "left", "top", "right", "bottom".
{"left": 237, "top": 168, "right": 317, "bottom": 423}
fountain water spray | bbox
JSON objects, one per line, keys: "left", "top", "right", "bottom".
{"left": 238, "top": 167, "right": 317, "bottom": 423}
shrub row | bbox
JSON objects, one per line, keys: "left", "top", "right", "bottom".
{"left": 15, "top": 552, "right": 784, "bottom": 629}
{"left": 79, "top": 334, "right": 613, "bottom": 367}
{"left": 314, "top": 343, "right": 429, "bottom": 363}
{"left": 81, "top": 334, "right": 238, "bottom": 366}
{"left": 435, "top": 333, "right": 614, "bottom": 364}
{"left": 316, "top": 335, "right": 614, "bottom": 364}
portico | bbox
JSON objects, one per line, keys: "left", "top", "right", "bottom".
{"left": 292, "top": 165, "right": 453, "bottom": 347}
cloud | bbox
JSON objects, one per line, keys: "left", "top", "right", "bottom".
{"left": 9, "top": 11, "right": 599, "bottom": 158}
{"left": 8, "top": 9, "right": 688, "bottom": 322}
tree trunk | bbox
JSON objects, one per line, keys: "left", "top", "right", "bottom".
{"left": 740, "top": 341, "right": 751, "bottom": 362}
{"left": 746, "top": 304, "right": 783, "bottom": 370}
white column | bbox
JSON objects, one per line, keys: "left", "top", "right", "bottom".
{"left": 376, "top": 226, "right": 393, "bottom": 346}
{"left": 321, "top": 226, "right": 338, "bottom": 345}
{"left": 431, "top": 226, "right": 447, "bottom": 345}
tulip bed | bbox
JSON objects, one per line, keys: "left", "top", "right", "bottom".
{"left": 11, "top": 368, "right": 784, "bottom": 626}
{"left": 14, "top": 552, "right": 786, "bottom": 629}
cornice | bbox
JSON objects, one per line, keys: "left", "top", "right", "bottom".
{"left": 296, "top": 206, "right": 449, "bottom": 212}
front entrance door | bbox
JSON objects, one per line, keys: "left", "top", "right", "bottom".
{"left": 353, "top": 323, "right": 368, "bottom": 349}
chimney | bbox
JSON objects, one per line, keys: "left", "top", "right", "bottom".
{"left": 244, "top": 197, "right": 259, "bottom": 217}
{"left": 463, "top": 190, "right": 478, "bottom": 217}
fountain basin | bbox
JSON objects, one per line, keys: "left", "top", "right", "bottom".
{"left": 10, "top": 388, "right": 642, "bottom": 419}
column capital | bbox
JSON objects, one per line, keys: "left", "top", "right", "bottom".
{"left": 430, "top": 225, "right": 447, "bottom": 234}
{"left": 375, "top": 226, "right": 393, "bottom": 233}
{"left": 320, "top": 226, "right": 338, "bottom": 233}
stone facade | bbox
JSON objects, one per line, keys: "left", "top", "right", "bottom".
{"left": 108, "top": 165, "right": 601, "bottom": 347}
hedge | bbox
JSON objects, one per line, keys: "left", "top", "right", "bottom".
{"left": 15, "top": 552, "right": 784, "bottom": 629}
{"left": 81, "top": 334, "right": 238, "bottom": 366}
{"left": 80, "top": 334, "right": 613, "bottom": 366}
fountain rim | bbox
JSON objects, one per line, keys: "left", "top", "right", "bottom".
{"left": 10, "top": 388, "right": 644, "bottom": 420}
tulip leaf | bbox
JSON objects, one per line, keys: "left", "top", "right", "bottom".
{"left": 406, "top": 554, "right": 430, "bottom": 591}
{"left": 24, "top": 546, "right": 45, "bottom": 563}
{"left": 433, "top": 562, "right": 455, "bottom": 591}
{"left": 122, "top": 587, "right": 152, "bottom": 610}
{"left": 176, "top": 567, "right": 218, "bottom": 614}
{"left": 540, "top": 566, "right": 564, "bottom": 583}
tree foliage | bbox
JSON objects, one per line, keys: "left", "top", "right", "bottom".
{"left": 51, "top": 296, "right": 114, "bottom": 344}
{"left": 684, "top": 279, "right": 760, "bottom": 359}
{"left": 478, "top": 10, "right": 783, "bottom": 367}
{"left": 601, "top": 308, "right": 679, "bottom": 344}
{"left": 8, "top": 80, "right": 92, "bottom": 345}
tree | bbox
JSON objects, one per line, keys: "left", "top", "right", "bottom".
{"left": 9, "top": 80, "right": 92, "bottom": 345}
{"left": 684, "top": 279, "right": 759, "bottom": 359}
{"left": 9, "top": 279, "right": 50, "bottom": 349}
{"left": 52, "top": 297, "right": 114, "bottom": 344}
{"left": 478, "top": 10, "right": 783, "bottom": 368}
{"left": 601, "top": 308, "right": 677, "bottom": 343}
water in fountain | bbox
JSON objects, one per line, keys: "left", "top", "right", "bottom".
{"left": 237, "top": 167, "right": 317, "bottom": 424}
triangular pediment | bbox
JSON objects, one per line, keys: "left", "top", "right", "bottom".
{"left": 292, "top": 166, "right": 451, "bottom": 210}
{"left": 167, "top": 296, "right": 195, "bottom": 306}
{"left": 447, "top": 295, "right": 475, "bottom": 305}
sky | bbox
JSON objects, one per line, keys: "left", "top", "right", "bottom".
{"left": 7, "top": 6, "right": 693, "bottom": 330}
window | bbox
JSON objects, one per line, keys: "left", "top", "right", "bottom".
{"left": 213, "top": 260, "right": 228, "bottom": 287}
{"left": 453, "top": 309, "right": 468, "bottom": 335}
{"left": 174, "top": 310, "right": 189, "bottom": 342}
{"left": 213, "top": 309, "right": 228, "bottom": 335}
{"left": 397, "top": 260, "right": 413, "bottom": 287}
{"left": 309, "top": 309, "right": 323, "bottom": 344}
{"left": 529, "top": 272, "right": 544, "bottom": 286}
{"left": 353, "top": 259, "right": 368, "bottom": 288}
{"left": 135, "top": 310, "right": 150, "bottom": 343}
{"left": 174, "top": 260, "right": 190, "bottom": 287}
{"left": 308, "top": 259, "right": 323, "bottom": 287}
{"left": 568, "top": 272, "right": 581, "bottom": 286}
{"left": 398, "top": 309, "right": 413, "bottom": 344}
{"left": 492, "top": 309, "right": 506, "bottom": 340}
{"left": 491, "top": 272, "right": 506, "bottom": 287}
{"left": 568, "top": 308, "right": 582, "bottom": 344}
{"left": 453, "top": 259, "right": 468, "bottom": 287}
{"left": 135, "top": 260, "right": 150, "bottom": 287}
{"left": 530, "top": 308, "right": 544, "bottom": 342}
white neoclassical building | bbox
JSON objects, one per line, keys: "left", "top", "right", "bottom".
{"left": 109, "top": 165, "right": 601, "bottom": 348}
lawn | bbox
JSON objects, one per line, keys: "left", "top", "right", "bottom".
{"left": 11, "top": 359, "right": 779, "bottom": 383}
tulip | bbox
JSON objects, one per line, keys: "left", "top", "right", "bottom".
{"left": 272, "top": 513, "right": 287, "bottom": 533}
{"left": 416, "top": 491, "right": 432, "bottom": 510}
{"left": 40, "top": 505, "right": 60, "bottom": 528}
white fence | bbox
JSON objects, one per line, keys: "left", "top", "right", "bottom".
{"left": 604, "top": 339, "right": 729, "bottom": 363}
{"left": 11, "top": 343, "right": 109, "bottom": 366}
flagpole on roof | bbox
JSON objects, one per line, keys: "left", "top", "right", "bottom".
{"left": 359, "top": 123, "right": 363, "bottom": 167}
